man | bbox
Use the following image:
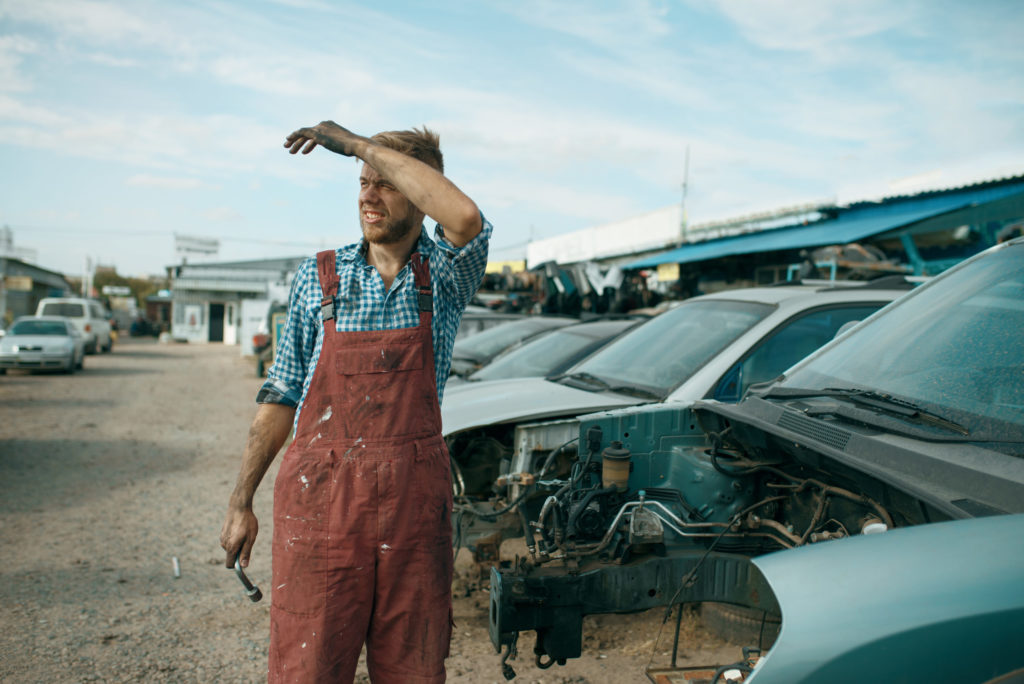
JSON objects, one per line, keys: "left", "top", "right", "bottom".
{"left": 220, "top": 120, "right": 491, "bottom": 683}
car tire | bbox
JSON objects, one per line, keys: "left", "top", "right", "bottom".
{"left": 700, "top": 602, "right": 781, "bottom": 649}
{"left": 64, "top": 356, "right": 76, "bottom": 374}
{"left": 77, "top": 355, "right": 84, "bottom": 370}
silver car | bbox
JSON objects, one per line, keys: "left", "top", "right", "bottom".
{"left": 0, "top": 316, "right": 86, "bottom": 374}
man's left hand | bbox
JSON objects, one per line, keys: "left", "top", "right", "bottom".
{"left": 284, "top": 121, "right": 367, "bottom": 157}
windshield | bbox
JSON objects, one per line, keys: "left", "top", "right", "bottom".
{"left": 782, "top": 243, "right": 1024, "bottom": 440}
{"left": 565, "top": 300, "right": 773, "bottom": 397}
{"left": 11, "top": 320, "right": 68, "bottom": 335}
{"left": 472, "top": 324, "right": 619, "bottom": 381}
{"left": 40, "top": 302, "right": 84, "bottom": 317}
{"left": 452, "top": 317, "right": 571, "bottom": 361}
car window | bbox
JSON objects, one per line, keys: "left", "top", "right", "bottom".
{"left": 41, "top": 302, "right": 84, "bottom": 317}
{"left": 568, "top": 300, "right": 773, "bottom": 396}
{"left": 10, "top": 320, "right": 69, "bottom": 335}
{"left": 713, "top": 305, "right": 884, "bottom": 401}
{"left": 472, "top": 329, "right": 589, "bottom": 380}
{"left": 783, "top": 245, "right": 1024, "bottom": 441}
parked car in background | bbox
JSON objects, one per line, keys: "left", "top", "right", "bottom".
{"left": 456, "top": 307, "right": 525, "bottom": 341}
{"left": 486, "top": 239, "right": 1024, "bottom": 682}
{"left": 460, "top": 318, "right": 642, "bottom": 384}
{"left": 0, "top": 316, "right": 85, "bottom": 374}
{"left": 35, "top": 297, "right": 112, "bottom": 354}
{"left": 449, "top": 315, "right": 577, "bottom": 378}
{"left": 443, "top": 277, "right": 917, "bottom": 556}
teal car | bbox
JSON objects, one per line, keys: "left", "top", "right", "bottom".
{"left": 487, "top": 237, "right": 1024, "bottom": 682}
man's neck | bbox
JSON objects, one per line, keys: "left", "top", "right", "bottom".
{"left": 364, "top": 227, "right": 422, "bottom": 291}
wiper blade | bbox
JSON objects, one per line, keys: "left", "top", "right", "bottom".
{"left": 553, "top": 371, "right": 613, "bottom": 391}
{"left": 763, "top": 386, "right": 970, "bottom": 436}
{"left": 607, "top": 385, "right": 661, "bottom": 400}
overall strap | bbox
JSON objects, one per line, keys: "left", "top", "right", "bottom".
{"left": 315, "top": 250, "right": 340, "bottom": 337}
{"left": 409, "top": 252, "right": 433, "bottom": 316}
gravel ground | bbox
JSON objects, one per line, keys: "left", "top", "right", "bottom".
{"left": 0, "top": 339, "right": 738, "bottom": 683}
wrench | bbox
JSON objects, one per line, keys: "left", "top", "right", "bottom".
{"left": 233, "top": 553, "right": 263, "bottom": 602}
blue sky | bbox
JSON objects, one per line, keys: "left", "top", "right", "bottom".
{"left": 1, "top": 0, "right": 1023, "bottom": 277}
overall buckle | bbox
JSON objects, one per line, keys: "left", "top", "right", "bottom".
{"left": 321, "top": 296, "right": 335, "bottom": 321}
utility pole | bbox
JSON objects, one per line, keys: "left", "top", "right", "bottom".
{"left": 680, "top": 145, "right": 690, "bottom": 241}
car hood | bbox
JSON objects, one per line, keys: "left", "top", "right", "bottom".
{"left": 441, "top": 376, "right": 639, "bottom": 436}
{"left": 749, "top": 513, "right": 1024, "bottom": 683}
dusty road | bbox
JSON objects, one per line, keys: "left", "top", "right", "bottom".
{"left": 0, "top": 339, "right": 736, "bottom": 683}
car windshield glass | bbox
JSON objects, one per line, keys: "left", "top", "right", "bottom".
{"left": 472, "top": 328, "right": 601, "bottom": 381}
{"left": 452, "top": 318, "right": 570, "bottom": 361}
{"left": 11, "top": 320, "right": 67, "bottom": 335}
{"left": 40, "top": 302, "right": 84, "bottom": 317}
{"left": 781, "top": 244, "right": 1024, "bottom": 442}
{"left": 565, "top": 300, "right": 773, "bottom": 397}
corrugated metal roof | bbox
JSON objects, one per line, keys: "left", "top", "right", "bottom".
{"left": 629, "top": 183, "right": 1024, "bottom": 269}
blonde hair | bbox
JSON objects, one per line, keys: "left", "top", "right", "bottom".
{"left": 370, "top": 127, "right": 444, "bottom": 173}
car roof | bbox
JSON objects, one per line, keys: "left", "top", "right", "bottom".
{"left": 691, "top": 279, "right": 914, "bottom": 307}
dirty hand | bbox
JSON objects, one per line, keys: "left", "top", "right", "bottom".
{"left": 283, "top": 121, "right": 367, "bottom": 157}
{"left": 220, "top": 506, "right": 259, "bottom": 569}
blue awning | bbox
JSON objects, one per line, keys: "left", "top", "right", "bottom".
{"left": 628, "top": 183, "right": 1024, "bottom": 269}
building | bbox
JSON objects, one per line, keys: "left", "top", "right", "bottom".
{"left": 628, "top": 175, "right": 1024, "bottom": 292}
{"left": 168, "top": 256, "right": 305, "bottom": 352}
{"left": 0, "top": 257, "right": 73, "bottom": 327}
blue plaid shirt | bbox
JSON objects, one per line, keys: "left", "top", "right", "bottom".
{"left": 259, "top": 217, "right": 492, "bottom": 428}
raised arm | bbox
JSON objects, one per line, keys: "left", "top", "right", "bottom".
{"left": 284, "top": 121, "right": 482, "bottom": 247}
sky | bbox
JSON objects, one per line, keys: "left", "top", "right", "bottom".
{"left": 1, "top": 0, "right": 1023, "bottom": 278}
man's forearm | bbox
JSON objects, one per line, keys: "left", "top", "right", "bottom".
{"left": 229, "top": 403, "right": 296, "bottom": 508}
{"left": 358, "top": 142, "right": 481, "bottom": 246}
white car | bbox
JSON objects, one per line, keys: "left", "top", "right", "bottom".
{"left": 35, "top": 297, "right": 113, "bottom": 354}
{"left": 0, "top": 316, "right": 85, "bottom": 374}
{"left": 442, "top": 277, "right": 917, "bottom": 553}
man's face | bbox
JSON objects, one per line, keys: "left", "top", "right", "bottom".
{"left": 358, "top": 164, "right": 421, "bottom": 245}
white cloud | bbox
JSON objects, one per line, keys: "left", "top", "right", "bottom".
{"left": 0, "top": 35, "right": 40, "bottom": 92}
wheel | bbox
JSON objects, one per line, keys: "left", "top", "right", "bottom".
{"left": 77, "top": 354, "right": 84, "bottom": 370}
{"left": 64, "top": 355, "right": 76, "bottom": 374}
{"left": 0, "top": 368, "right": 6, "bottom": 375}
{"left": 700, "top": 602, "right": 781, "bottom": 649}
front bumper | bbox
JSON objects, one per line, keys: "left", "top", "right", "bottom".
{"left": 0, "top": 352, "right": 72, "bottom": 370}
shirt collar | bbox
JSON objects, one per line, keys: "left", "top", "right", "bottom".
{"left": 338, "top": 225, "right": 435, "bottom": 267}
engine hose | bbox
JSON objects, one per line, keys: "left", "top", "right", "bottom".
{"left": 518, "top": 504, "right": 536, "bottom": 555}
{"left": 535, "top": 436, "right": 579, "bottom": 478}
{"left": 455, "top": 485, "right": 534, "bottom": 522}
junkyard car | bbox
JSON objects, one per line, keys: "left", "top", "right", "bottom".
{"left": 486, "top": 239, "right": 1024, "bottom": 682}
{"left": 461, "top": 318, "right": 641, "bottom": 384}
{"left": 443, "top": 277, "right": 915, "bottom": 556}
{"left": 449, "top": 315, "right": 577, "bottom": 378}
{"left": 0, "top": 316, "right": 85, "bottom": 374}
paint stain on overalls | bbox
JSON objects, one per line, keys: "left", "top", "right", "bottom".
{"left": 269, "top": 250, "right": 453, "bottom": 684}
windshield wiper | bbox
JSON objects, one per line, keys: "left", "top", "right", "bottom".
{"left": 607, "top": 385, "right": 662, "bottom": 400}
{"left": 762, "top": 386, "right": 970, "bottom": 436}
{"left": 552, "top": 371, "right": 614, "bottom": 391}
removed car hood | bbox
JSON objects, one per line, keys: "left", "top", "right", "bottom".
{"left": 749, "top": 513, "right": 1024, "bottom": 683}
{"left": 441, "top": 376, "right": 639, "bottom": 436}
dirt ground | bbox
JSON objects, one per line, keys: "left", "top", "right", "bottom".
{"left": 0, "top": 339, "right": 740, "bottom": 683}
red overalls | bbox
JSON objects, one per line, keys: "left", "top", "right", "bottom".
{"left": 268, "top": 249, "right": 453, "bottom": 683}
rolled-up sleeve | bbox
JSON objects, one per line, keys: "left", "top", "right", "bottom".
{"left": 256, "top": 258, "right": 316, "bottom": 407}
{"left": 432, "top": 214, "right": 492, "bottom": 307}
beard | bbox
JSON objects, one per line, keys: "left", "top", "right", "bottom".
{"left": 361, "top": 213, "right": 419, "bottom": 245}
